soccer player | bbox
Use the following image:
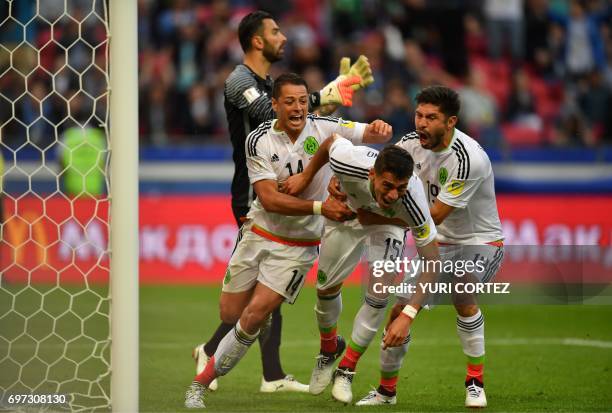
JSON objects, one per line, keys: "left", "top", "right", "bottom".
{"left": 355, "top": 85, "right": 505, "bottom": 407}
{"left": 195, "top": 10, "right": 374, "bottom": 393}
{"left": 184, "top": 73, "right": 393, "bottom": 409}
{"left": 281, "top": 135, "right": 440, "bottom": 404}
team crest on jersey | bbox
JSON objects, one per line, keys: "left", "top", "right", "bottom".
{"left": 414, "top": 223, "right": 430, "bottom": 239}
{"left": 223, "top": 269, "right": 231, "bottom": 285}
{"left": 303, "top": 136, "right": 319, "bottom": 155}
{"left": 447, "top": 180, "right": 465, "bottom": 196}
{"left": 438, "top": 167, "right": 448, "bottom": 185}
{"left": 317, "top": 270, "right": 327, "bottom": 284}
{"left": 339, "top": 119, "right": 355, "bottom": 128}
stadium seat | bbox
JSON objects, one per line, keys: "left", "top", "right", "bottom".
{"left": 501, "top": 123, "right": 542, "bottom": 146}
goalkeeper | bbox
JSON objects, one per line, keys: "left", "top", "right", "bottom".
{"left": 194, "top": 10, "right": 375, "bottom": 394}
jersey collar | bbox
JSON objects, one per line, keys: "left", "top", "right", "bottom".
{"left": 433, "top": 128, "right": 457, "bottom": 156}
{"left": 270, "top": 119, "right": 306, "bottom": 148}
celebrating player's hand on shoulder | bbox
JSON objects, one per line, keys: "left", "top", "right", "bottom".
{"left": 322, "top": 196, "right": 356, "bottom": 222}
{"left": 364, "top": 119, "right": 393, "bottom": 143}
{"left": 327, "top": 176, "right": 347, "bottom": 201}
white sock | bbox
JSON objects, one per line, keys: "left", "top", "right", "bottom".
{"left": 350, "top": 295, "right": 388, "bottom": 348}
{"left": 456, "top": 310, "right": 485, "bottom": 358}
{"left": 213, "top": 320, "right": 259, "bottom": 376}
{"left": 315, "top": 291, "right": 342, "bottom": 329}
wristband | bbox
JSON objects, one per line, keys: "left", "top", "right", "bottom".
{"left": 309, "top": 91, "right": 321, "bottom": 109}
{"left": 401, "top": 305, "right": 418, "bottom": 320}
{"left": 313, "top": 201, "right": 322, "bottom": 215}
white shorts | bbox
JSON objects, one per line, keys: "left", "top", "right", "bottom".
{"left": 396, "top": 243, "right": 505, "bottom": 305}
{"left": 316, "top": 219, "right": 406, "bottom": 290}
{"left": 222, "top": 225, "right": 317, "bottom": 304}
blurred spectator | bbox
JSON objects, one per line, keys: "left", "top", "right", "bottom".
{"left": 458, "top": 68, "right": 501, "bottom": 148}
{"left": 549, "top": 0, "right": 607, "bottom": 82}
{"left": 464, "top": 12, "right": 488, "bottom": 57}
{"left": 524, "top": 0, "right": 557, "bottom": 79}
{"left": 382, "top": 79, "right": 415, "bottom": 138}
{"left": 504, "top": 69, "right": 543, "bottom": 132}
{"left": 139, "top": 82, "right": 178, "bottom": 145}
{"left": 484, "top": 0, "right": 525, "bottom": 63}
{"left": 59, "top": 113, "right": 107, "bottom": 200}
{"left": 551, "top": 89, "right": 595, "bottom": 146}
{"left": 576, "top": 70, "right": 612, "bottom": 141}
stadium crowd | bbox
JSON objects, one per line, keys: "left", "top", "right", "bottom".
{"left": 1, "top": 0, "right": 611, "bottom": 150}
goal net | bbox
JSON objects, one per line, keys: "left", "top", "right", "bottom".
{"left": 1, "top": 1, "right": 116, "bottom": 410}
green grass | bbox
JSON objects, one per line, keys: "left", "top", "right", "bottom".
{"left": 140, "top": 285, "right": 612, "bottom": 412}
{"left": 1, "top": 284, "right": 611, "bottom": 411}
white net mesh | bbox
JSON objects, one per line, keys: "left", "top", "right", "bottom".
{"left": 0, "top": 0, "right": 111, "bottom": 411}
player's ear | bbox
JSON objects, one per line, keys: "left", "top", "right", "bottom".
{"left": 252, "top": 34, "right": 264, "bottom": 51}
{"left": 447, "top": 115, "right": 458, "bottom": 129}
{"left": 271, "top": 97, "right": 278, "bottom": 113}
{"left": 368, "top": 168, "right": 375, "bottom": 180}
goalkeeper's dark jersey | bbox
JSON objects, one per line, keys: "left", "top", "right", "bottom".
{"left": 223, "top": 64, "right": 275, "bottom": 210}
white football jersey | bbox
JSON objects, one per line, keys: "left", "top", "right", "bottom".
{"left": 396, "top": 128, "right": 504, "bottom": 245}
{"left": 328, "top": 137, "right": 437, "bottom": 247}
{"left": 245, "top": 114, "right": 367, "bottom": 244}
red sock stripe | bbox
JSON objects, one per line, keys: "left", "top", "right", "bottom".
{"left": 380, "top": 376, "right": 398, "bottom": 393}
{"left": 338, "top": 346, "right": 362, "bottom": 371}
{"left": 195, "top": 355, "right": 217, "bottom": 386}
{"left": 320, "top": 328, "right": 337, "bottom": 353}
{"left": 466, "top": 363, "right": 484, "bottom": 382}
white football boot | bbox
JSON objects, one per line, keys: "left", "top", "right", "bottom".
{"left": 309, "top": 336, "right": 346, "bottom": 395}
{"left": 184, "top": 381, "right": 206, "bottom": 409}
{"left": 465, "top": 378, "right": 487, "bottom": 408}
{"left": 260, "top": 374, "right": 309, "bottom": 393}
{"left": 331, "top": 368, "right": 355, "bottom": 404}
{"left": 193, "top": 343, "right": 218, "bottom": 391}
{"left": 356, "top": 389, "right": 397, "bottom": 406}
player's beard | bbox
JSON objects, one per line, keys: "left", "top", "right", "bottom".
{"left": 419, "top": 129, "right": 444, "bottom": 150}
{"left": 263, "top": 42, "right": 283, "bottom": 63}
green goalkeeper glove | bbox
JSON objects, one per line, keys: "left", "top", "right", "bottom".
{"left": 319, "top": 74, "right": 362, "bottom": 107}
{"left": 339, "top": 54, "right": 374, "bottom": 91}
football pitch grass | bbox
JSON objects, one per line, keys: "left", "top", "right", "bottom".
{"left": 1, "top": 283, "right": 611, "bottom": 411}
{"left": 141, "top": 285, "right": 612, "bottom": 412}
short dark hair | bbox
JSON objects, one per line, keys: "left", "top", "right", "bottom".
{"left": 238, "top": 10, "right": 273, "bottom": 52}
{"left": 374, "top": 145, "right": 414, "bottom": 180}
{"left": 415, "top": 85, "right": 461, "bottom": 118}
{"left": 272, "top": 73, "right": 309, "bottom": 99}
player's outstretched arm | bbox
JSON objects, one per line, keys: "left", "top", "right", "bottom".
{"left": 362, "top": 119, "right": 393, "bottom": 143}
{"left": 280, "top": 134, "right": 339, "bottom": 196}
{"left": 254, "top": 179, "right": 354, "bottom": 222}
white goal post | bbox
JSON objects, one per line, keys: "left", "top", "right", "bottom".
{"left": 109, "top": 0, "right": 139, "bottom": 411}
